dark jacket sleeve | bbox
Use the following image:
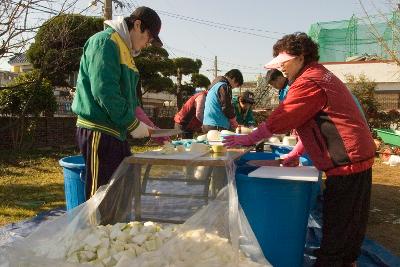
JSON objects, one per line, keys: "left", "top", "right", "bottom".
{"left": 217, "top": 84, "right": 235, "bottom": 119}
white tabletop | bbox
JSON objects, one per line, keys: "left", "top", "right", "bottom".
{"left": 248, "top": 166, "right": 319, "bottom": 182}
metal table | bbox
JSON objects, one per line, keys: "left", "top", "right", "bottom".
{"left": 124, "top": 149, "right": 250, "bottom": 223}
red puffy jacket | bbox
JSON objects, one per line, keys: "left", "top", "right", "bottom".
{"left": 174, "top": 91, "right": 207, "bottom": 132}
{"left": 266, "top": 62, "right": 375, "bottom": 176}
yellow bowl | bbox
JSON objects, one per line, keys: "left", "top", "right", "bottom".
{"left": 211, "top": 144, "right": 227, "bottom": 153}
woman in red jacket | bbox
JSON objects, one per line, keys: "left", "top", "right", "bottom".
{"left": 224, "top": 32, "right": 375, "bottom": 267}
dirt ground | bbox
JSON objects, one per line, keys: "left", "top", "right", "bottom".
{"left": 366, "top": 158, "right": 400, "bottom": 256}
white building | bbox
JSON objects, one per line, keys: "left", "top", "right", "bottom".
{"left": 323, "top": 60, "right": 400, "bottom": 110}
{"left": 141, "top": 91, "right": 177, "bottom": 117}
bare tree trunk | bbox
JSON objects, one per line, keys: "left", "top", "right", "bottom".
{"left": 176, "top": 68, "right": 183, "bottom": 109}
{"left": 9, "top": 116, "right": 17, "bottom": 149}
{"left": 137, "top": 77, "right": 143, "bottom": 107}
{"left": 10, "top": 116, "right": 24, "bottom": 150}
{"left": 18, "top": 116, "right": 25, "bottom": 149}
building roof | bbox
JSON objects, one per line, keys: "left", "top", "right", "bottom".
{"left": 8, "top": 53, "right": 29, "bottom": 65}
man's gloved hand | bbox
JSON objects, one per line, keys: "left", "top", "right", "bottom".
{"left": 135, "top": 106, "right": 168, "bottom": 143}
{"left": 223, "top": 122, "right": 272, "bottom": 147}
{"left": 130, "top": 121, "right": 152, "bottom": 138}
{"left": 135, "top": 107, "right": 156, "bottom": 128}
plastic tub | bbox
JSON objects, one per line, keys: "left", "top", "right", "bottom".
{"left": 236, "top": 170, "right": 317, "bottom": 267}
{"left": 59, "top": 155, "right": 86, "bottom": 211}
{"left": 235, "top": 151, "right": 277, "bottom": 166}
{"left": 236, "top": 151, "right": 313, "bottom": 167}
{"left": 270, "top": 145, "right": 314, "bottom": 166}
{"left": 270, "top": 144, "right": 292, "bottom": 156}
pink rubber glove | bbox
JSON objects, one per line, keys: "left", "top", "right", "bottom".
{"left": 230, "top": 118, "right": 239, "bottom": 129}
{"left": 222, "top": 122, "right": 272, "bottom": 147}
{"left": 135, "top": 107, "right": 155, "bottom": 128}
{"left": 135, "top": 107, "right": 169, "bottom": 144}
{"left": 282, "top": 138, "right": 305, "bottom": 167}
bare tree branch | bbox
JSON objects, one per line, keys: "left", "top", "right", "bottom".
{"left": 0, "top": 0, "right": 82, "bottom": 60}
{"left": 358, "top": 0, "right": 400, "bottom": 65}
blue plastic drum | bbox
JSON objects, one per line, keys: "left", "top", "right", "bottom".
{"left": 236, "top": 172, "right": 315, "bottom": 267}
{"left": 59, "top": 155, "right": 86, "bottom": 210}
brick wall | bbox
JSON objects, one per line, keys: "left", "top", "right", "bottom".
{"left": 0, "top": 117, "right": 77, "bottom": 150}
{"left": 375, "top": 92, "right": 400, "bottom": 110}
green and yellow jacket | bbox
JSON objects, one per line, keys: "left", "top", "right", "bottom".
{"left": 72, "top": 25, "right": 140, "bottom": 141}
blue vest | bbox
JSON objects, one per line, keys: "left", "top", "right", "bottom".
{"left": 203, "top": 81, "right": 230, "bottom": 129}
{"left": 279, "top": 84, "right": 290, "bottom": 102}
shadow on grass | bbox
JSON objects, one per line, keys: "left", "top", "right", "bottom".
{"left": 0, "top": 148, "right": 79, "bottom": 168}
{"left": 0, "top": 169, "right": 25, "bottom": 177}
{"left": 0, "top": 183, "right": 65, "bottom": 216}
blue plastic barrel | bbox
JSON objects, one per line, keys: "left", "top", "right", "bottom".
{"left": 236, "top": 151, "right": 321, "bottom": 212}
{"left": 59, "top": 155, "right": 86, "bottom": 211}
{"left": 236, "top": 157, "right": 318, "bottom": 267}
{"left": 267, "top": 147, "right": 321, "bottom": 210}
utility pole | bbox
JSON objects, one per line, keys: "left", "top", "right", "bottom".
{"left": 213, "top": 56, "right": 218, "bottom": 79}
{"left": 207, "top": 56, "right": 221, "bottom": 79}
{"left": 104, "top": 0, "right": 112, "bottom": 20}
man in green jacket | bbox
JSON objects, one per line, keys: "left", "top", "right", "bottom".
{"left": 232, "top": 90, "right": 256, "bottom": 127}
{"left": 72, "top": 6, "right": 163, "bottom": 200}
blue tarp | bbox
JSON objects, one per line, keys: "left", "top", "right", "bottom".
{"left": 0, "top": 208, "right": 65, "bottom": 246}
{"left": 304, "top": 199, "right": 400, "bottom": 267}
{"left": 0, "top": 202, "right": 399, "bottom": 266}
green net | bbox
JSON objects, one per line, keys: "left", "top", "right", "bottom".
{"left": 308, "top": 12, "right": 400, "bottom": 62}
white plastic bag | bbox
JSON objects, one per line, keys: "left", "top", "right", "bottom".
{"left": 0, "top": 156, "right": 271, "bottom": 267}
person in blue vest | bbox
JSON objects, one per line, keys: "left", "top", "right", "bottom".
{"left": 265, "top": 68, "right": 289, "bottom": 103}
{"left": 203, "top": 69, "right": 244, "bottom": 132}
{"left": 232, "top": 90, "right": 256, "bottom": 127}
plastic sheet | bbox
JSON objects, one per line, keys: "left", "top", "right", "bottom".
{"left": 0, "top": 155, "right": 271, "bottom": 267}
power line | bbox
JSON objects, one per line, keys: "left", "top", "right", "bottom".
{"left": 156, "top": 9, "right": 287, "bottom": 36}
{"left": 163, "top": 0, "right": 216, "bottom": 58}
{"left": 156, "top": 10, "right": 280, "bottom": 40}
{"left": 156, "top": 8, "right": 352, "bottom": 54}
{"left": 164, "top": 44, "right": 262, "bottom": 71}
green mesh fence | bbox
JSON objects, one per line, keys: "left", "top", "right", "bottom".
{"left": 308, "top": 12, "right": 400, "bottom": 62}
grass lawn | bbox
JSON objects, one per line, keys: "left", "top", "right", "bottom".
{"left": 0, "top": 147, "right": 399, "bottom": 256}
{"left": 367, "top": 158, "right": 400, "bottom": 256}
{"left": 0, "top": 145, "right": 157, "bottom": 225}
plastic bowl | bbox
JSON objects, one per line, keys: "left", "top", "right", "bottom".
{"left": 211, "top": 144, "right": 227, "bottom": 153}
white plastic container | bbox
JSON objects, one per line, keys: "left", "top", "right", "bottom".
{"left": 207, "top": 130, "right": 221, "bottom": 141}
{"left": 282, "top": 136, "right": 297, "bottom": 146}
